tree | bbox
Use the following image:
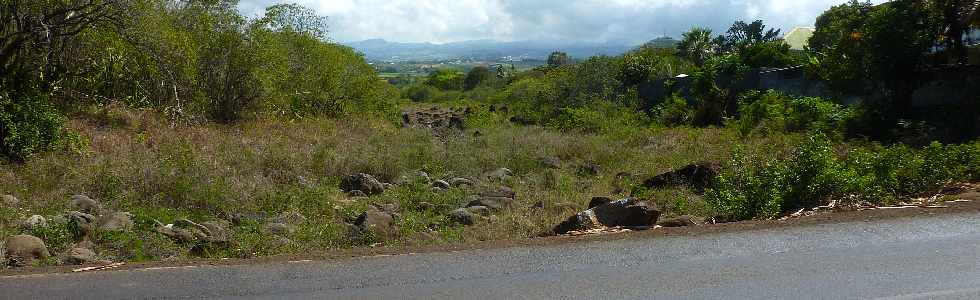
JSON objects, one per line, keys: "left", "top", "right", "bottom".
{"left": 0, "top": 0, "right": 126, "bottom": 91}
{"left": 930, "top": 0, "right": 976, "bottom": 64}
{"left": 863, "top": 0, "right": 938, "bottom": 117}
{"left": 719, "top": 20, "right": 781, "bottom": 52}
{"left": 677, "top": 27, "right": 717, "bottom": 65}
{"left": 547, "top": 51, "right": 571, "bottom": 67}
{"left": 809, "top": 0, "right": 874, "bottom": 95}
{"left": 463, "top": 66, "right": 491, "bottom": 90}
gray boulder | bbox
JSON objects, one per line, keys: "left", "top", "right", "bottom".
{"left": 448, "top": 177, "right": 474, "bottom": 187}
{"left": 539, "top": 156, "right": 562, "bottom": 169}
{"left": 484, "top": 168, "right": 513, "bottom": 181}
{"left": 340, "top": 173, "right": 386, "bottom": 195}
{"left": 479, "top": 186, "right": 516, "bottom": 199}
{"left": 432, "top": 180, "right": 451, "bottom": 190}
{"left": 4, "top": 235, "right": 49, "bottom": 265}
{"left": 551, "top": 198, "right": 661, "bottom": 235}
{"left": 347, "top": 190, "right": 368, "bottom": 197}
{"left": 1, "top": 194, "right": 18, "bottom": 207}
{"left": 71, "top": 195, "right": 102, "bottom": 214}
{"left": 100, "top": 212, "right": 134, "bottom": 231}
{"left": 466, "top": 196, "right": 513, "bottom": 210}
{"left": 22, "top": 215, "right": 47, "bottom": 230}
{"left": 62, "top": 247, "right": 109, "bottom": 265}
{"left": 354, "top": 207, "right": 396, "bottom": 239}
{"left": 449, "top": 208, "right": 486, "bottom": 226}
{"left": 264, "top": 222, "right": 293, "bottom": 236}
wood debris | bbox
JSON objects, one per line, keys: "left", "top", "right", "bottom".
{"left": 72, "top": 262, "right": 125, "bottom": 273}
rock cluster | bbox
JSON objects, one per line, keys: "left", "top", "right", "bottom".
{"left": 550, "top": 198, "right": 661, "bottom": 235}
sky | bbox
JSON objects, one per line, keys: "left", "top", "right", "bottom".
{"left": 237, "top": 0, "right": 887, "bottom": 44}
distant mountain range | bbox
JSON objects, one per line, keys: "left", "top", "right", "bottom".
{"left": 344, "top": 38, "right": 678, "bottom": 62}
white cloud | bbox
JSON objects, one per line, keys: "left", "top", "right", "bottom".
{"left": 237, "top": 0, "right": 886, "bottom": 44}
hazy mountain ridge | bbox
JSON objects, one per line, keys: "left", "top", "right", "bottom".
{"left": 344, "top": 39, "right": 644, "bottom": 61}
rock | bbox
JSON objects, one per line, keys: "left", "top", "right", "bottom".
{"left": 99, "top": 212, "right": 134, "bottom": 232}
{"left": 449, "top": 208, "right": 484, "bottom": 226}
{"left": 539, "top": 156, "right": 562, "bottom": 169}
{"left": 466, "top": 205, "right": 491, "bottom": 216}
{"left": 4, "top": 235, "right": 49, "bottom": 265}
{"left": 354, "top": 207, "right": 396, "bottom": 239}
{"left": 155, "top": 224, "right": 197, "bottom": 243}
{"left": 588, "top": 196, "right": 614, "bottom": 209}
{"left": 381, "top": 183, "right": 396, "bottom": 191}
{"left": 479, "top": 186, "right": 516, "bottom": 199}
{"left": 467, "top": 196, "right": 514, "bottom": 210}
{"left": 577, "top": 162, "right": 601, "bottom": 176}
{"left": 264, "top": 222, "right": 293, "bottom": 236}
{"left": 200, "top": 220, "right": 232, "bottom": 243}
{"left": 63, "top": 247, "right": 109, "bottom": 265}
{"left": 551, "top": 202, "right": 579, "bottom": 212}
{"left": 418, "top": 202, "right": 435, "bottom": 211}
{"left": 347, "top": 190, "right": 368, "bottom": 197}
{"left": 657, "top": 215, "right": 703, "bottom": 227}
{"left": 551, "top": 198, "right": 661, "bottom": 235}
{"left": 22, "top": 215, "right": 47, "bottom": 230}
{"left": 1, "top": 194, "right": 18, "bottom": 207}
{"left": 643, "top": 162, "right": 720, "bottom": 192}
{"left": 229, "top": 212, "right": 268, "bottom": 226}
{"left": 432, "top": 180, "right": 451, "bottom": 190}
{"left": 70, "top": 195, "right": 102, "bottom": 214}
{"left": 67, "top": 211, "right": 98, "bottom": 236}
{"left": 484, "top": 168, "right": 513, "bottom": 181}
{"left": 340, "top": 173, "right": 385, "bottom": 195}
{"left": 448, "top": 177, "right": 474, "bottom": 187}
{"left": 274, "top": 211, "right": 307, "bottom": 226}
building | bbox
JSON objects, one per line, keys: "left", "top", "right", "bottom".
{"left": 783, "top": 27, "right": 815, "bottom": 51}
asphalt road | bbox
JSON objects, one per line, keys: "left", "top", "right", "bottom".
{"left": 4, "top": 212, "right": 980, "bottom": 300}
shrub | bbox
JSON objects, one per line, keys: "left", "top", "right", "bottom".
{"left": 735, "top": 90, "right": 852, "bottom": 137}
{"left": 0, "top": 90, "right": 65, "bottom": 161}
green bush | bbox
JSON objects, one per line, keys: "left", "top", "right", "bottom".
{"left": 0, "top": 90, "right": 65, "bottom": 161}
{"left": 735, "top": 90, "right": 852, "bottom": 137}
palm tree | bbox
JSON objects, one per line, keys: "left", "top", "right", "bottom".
{"left": 677, "top": 27, "right": 718, "bottom": 65}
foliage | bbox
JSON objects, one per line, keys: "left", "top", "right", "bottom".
{"left": 0, "top": 89, "right": 65, "bottom": 161}
{"left": 463, "top": 66, "right": 492, "bottom": 90}
{"left": 809, "top": 0, "right": 874, "bottom": 95}
{"left": 718, "top": 20, "right": 781, "bottom": 52}
{"left": 739, "top": 41, "right": 798, "bottom": 68}
{"left": 425, "top": 69, "right": 465, "bottom": 91}
{"left": 618, "top": 47, "right": 695, "bottom": 86}
{"left": 735, "top": 90, "right": 853, "bottom": 137}
{"left": 708, "top": 135, "right": 980, "bottom": 220}
{"left": 547, "top": 51, "right": 571, "bottom": 67}
{"left": 677, "top": 27, "right": 717, "bottom": 65}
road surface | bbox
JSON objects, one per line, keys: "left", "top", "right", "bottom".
{"left": 4, "top": 212, "right": 980, "bottom": 299}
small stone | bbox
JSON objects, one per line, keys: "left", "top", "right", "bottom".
{"left": 201, "top": 220, "right": 232, "bottom": 243}
{"left": 484, "top": 168, "right": 513, "bottom": 181}
{"left": 539, "top": 157, "right": 562, "bottom": 169}
{"left": 1, "top": 194, "right": 18, "bottom": 207}
{"left": 448, "top": 178, "right": 474, "bottom": 187}
{"left": 657, "top": 215, "right": 703, "bottom": 227}
{"left": 578, "top": 162, "right": 600, "bottom": 176}
{"left": 340, "top": 173, "right": 386, "bottom": 195}
{"left": 348, "top": 190, "right": 368, "bottom": 197}
{"left": 22, "top": 215, "right": 47, "bottom": 230}
{"left": 4, "top": 235, "right": 49, "bottom": 265}
{"left": 99, "top": 212, "right": 134, "bottom": 232}
{"left": 449, "top": 208, "right": 480, "bottom": 226}
{"left": 432, "top": 180, "right": 451, "bottom": 190}
{"left": 479, "top": 186, "right": 516, "bottom": 199}
{"left": 264, "top": 222, "right": 293, "bottom": 236}
{"left": 63, "top": 247, "right": 109, "bottom": 265}
{"left": 71, "top": 195, "right": 101, "bottom": 214}
{"left": 467, "top": 196, "right": 514, "bottom": 210}
{"left": 418, "top": 202, "right": 435, "bottom": 211}
{"left": 354, "top": 207, "right": 396, "bottom": 240}
{"left": 466, "top": 205, "right": 491, "bottom": 216}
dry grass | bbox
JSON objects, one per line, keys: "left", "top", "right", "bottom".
{"left": 0, "top": 106, "right": 800, "bottom": 262}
